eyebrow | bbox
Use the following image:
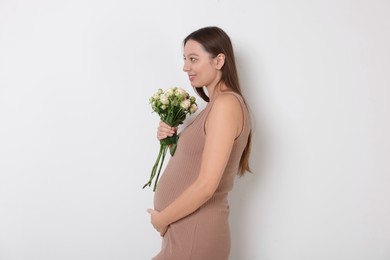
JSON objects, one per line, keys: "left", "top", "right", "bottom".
{"left": 183, "top": 53, "right": 199, "bottom": 57}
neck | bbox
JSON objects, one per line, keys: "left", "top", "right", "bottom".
{"left": 206, "top": 83, "right": 230, "bottom": 101}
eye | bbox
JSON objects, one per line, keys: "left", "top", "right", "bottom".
{"left": 183, "top": 56, "right": 198, "bottom": 62}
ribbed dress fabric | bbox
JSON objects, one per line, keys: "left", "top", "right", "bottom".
{"left": 152, "top": 92, "right": 251, "bottom": 260}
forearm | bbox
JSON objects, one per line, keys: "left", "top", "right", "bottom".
{"left": 158, "top": 180, "right": 213, "bottom": 227}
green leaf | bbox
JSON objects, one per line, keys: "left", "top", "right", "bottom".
{"left": 160, "top": 134, "right": 178, "bottom": 146}
{"left": 169, "top": 143, "right": 177, "bottom": 156}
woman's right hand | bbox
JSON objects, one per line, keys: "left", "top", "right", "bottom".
{"left": 157, "top": 121, "right": 177, "bottom": 141}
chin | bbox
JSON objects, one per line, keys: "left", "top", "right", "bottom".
{"left": 191, "top": 83, "right": 204, "bottom": 89}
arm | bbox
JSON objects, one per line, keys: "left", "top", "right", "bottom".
{"left": 148, "top": 94, "right": 244, "bottom": 235}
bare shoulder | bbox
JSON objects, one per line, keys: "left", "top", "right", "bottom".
{"left": 211, "top": 93, "right": 243, "bottom": 117}
{"left": 207, "top": 93, "right": 244, "bottom": 137}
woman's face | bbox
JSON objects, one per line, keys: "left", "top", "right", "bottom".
{"left": 182, "top": 40, "right": 220, "bottom": 88}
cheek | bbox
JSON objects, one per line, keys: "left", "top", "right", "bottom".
{"left": 194, "top": 62, "right": 210, "bottom": 75}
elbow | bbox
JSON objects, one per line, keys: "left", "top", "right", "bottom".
{"left": 195, "top": 181, "right": 216, "bottom": 201}
{"left": 203, "top": 187, "right": 214, "bottom": 201}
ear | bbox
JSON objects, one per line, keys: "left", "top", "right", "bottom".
{"left": 215, "top": 53, "right": 225, "bottom": 70}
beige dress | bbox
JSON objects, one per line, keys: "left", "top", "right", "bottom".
{"left": 153, "top": 92, "right": 251, "bottom": 260}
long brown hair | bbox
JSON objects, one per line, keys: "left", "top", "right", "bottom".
{"left": 183, "top": 26, "right": 252, "bottom": 176}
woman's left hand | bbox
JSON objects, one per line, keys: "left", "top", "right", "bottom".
{"left": 147, "top": 208, "right": 168, "bottom": 237}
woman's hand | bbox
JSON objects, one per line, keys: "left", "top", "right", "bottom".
{"left": 157, "top": 121, "right": 177, "bottom": 141}
{"left": 147, "top": 208, "right": 169, "bottom": 237}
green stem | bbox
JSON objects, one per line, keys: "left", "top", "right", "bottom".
{"left": 153, "top": 145, "right": 168, "bottom": 192}
{"left": 143, "top": 144, "right": 165, "bottom": 189}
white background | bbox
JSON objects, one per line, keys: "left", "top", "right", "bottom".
{"left": 1, "top": 0, "right": 389, "bottom": 259}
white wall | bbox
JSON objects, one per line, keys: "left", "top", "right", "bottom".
{"left": 1, "top": 0, "right": 389, "bottom": 259}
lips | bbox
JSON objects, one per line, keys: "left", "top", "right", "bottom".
{"left": 188, "top": 75, "right": 195, "bottom": 81}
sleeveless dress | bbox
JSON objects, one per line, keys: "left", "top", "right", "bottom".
{"left": 153, "top": 92, "right": 251, "bottom": 260}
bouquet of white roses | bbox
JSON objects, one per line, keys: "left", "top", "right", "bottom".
{"left": 143, "top": 87, "right": 198, "bottom": 191}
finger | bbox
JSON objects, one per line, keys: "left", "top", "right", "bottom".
{"left": 157, "top": 132, "right": 171, "bottom": 141}
{"left": 159, "top": 122, "right": 175, "bottom": 132}
{"left": 160, "top": 227, "right": 168, "bottom": 237}
{"left": 157, "top": 127, "right": 175, "bottom": 140}
{"left": 159, "top": 121, "right": 170, "bottom": 128}
{"left": 147, "top": 208, "right": 154, "bottom": 215}
{"left": 158, "top": 126, "right": 174, "bottom": 134}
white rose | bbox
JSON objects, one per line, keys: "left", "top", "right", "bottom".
{"left": 175, "top": 87, "right": 187, "bottom": 97}
{"left": 165, "top": 88, "right": 174, "bottom": 97}
{"left": 190, "top": 103, "right": 198, "bottom": 114}
{"left": 160, "top": 94, "right": 169, "bottom": 105}
{"left": 180, "top": 99, "right": 191, "bottom": 110}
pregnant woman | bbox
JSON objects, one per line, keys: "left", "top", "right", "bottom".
{"left": 147, "top": 26, "right": 252, "bottom": 260}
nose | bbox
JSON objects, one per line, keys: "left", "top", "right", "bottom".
{"left": 183, "top": 61, "right": 190, "bottom": 72}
